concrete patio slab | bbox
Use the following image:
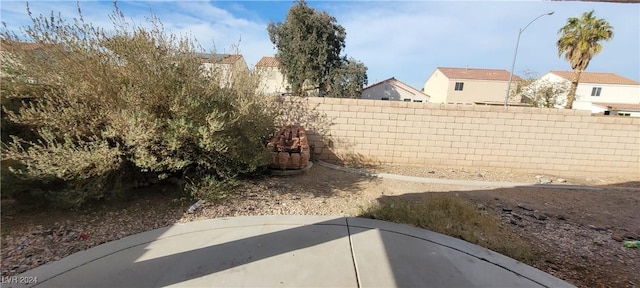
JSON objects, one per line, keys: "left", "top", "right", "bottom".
{"left": 7, "top": 216, "right": 575, "bottom": 288}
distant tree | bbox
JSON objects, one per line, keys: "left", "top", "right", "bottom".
{"left": 521, "top": 79, "right": 570, "bottom": 108}
{"left": 557, "top": 10, "right": 613, "bottom": 109}
{"left": 508, "top": 70, "right": 538, "bottom": 103}
{"left": 326, "top": 58, "right": 367, "bottom": 98}
{"left": 267, "top": 0, "right": 367, "bottom": 97}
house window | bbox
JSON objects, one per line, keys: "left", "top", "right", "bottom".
{"left": 403, "top": 99, "right": 411, "bottom": 102}
{"left": 413, "top": 100, "right": 423, "bottom": 102}
{"left": 618, "top": 113, "right": 630, "bottom": 117}
{"left": 454, "top": 82, "right": 464, "bottom": 91}
{"left": 381, "top": 97, "right": 389, "bottom": 101}
{"left": 591, "top": 87, "right": 602, "bottom": 96}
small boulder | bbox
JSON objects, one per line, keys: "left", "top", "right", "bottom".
{"left": 537, "top": 178, "right": 552, "bottom": 184}
{"left": 533, "top": 212, "right": 548, "bottom": 220}
{"left": 509, "top": 217, "right": 526, "bottom": 227}
{"left": 557, "top": 178, "right": 567, "bottom": 183}
{"left": 611, "top": 234, "right": 624, "bottom": 242}
{"left": 588, "top": 225, "right": 608, "bottom": 231}
{"left": 517, "top": 203, "right": 535, "bottom": 211}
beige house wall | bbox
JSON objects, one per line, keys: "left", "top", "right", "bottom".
{"left": 422, "top": 69, "right": 449, "bottom": 103}
{"left": 302, "top": 97, "right": 639, "bottom": 178}
{"left": 424, "top": 70, "right": 515, "bottom": 104}
{"left": 257, "top": 66, "right": 290, "bottom": 96}
{"left": 444, "top": 79, "right": 510, "bottom": 103}
{"left": 361, "top": 80, "right": 430, "bottom": 102}
{"left": 202, "top": 57, "right": 249, "bottom": 88}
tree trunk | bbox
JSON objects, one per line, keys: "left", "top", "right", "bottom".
{"left": 565, "top": 69, "right": 582, "bottom": 109}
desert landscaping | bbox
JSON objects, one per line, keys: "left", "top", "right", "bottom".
{"left": 2, "top": 163, "right": 639, "bottom": 288}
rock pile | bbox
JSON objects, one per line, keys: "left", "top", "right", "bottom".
{"left": 267, "top": 125, "right": 310, "bottom": 170}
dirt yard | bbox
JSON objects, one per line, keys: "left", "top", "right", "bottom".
{"left": 2, "top": 163, "right": 639, "bottom": 288}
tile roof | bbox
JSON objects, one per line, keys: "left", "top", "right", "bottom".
{"left": 218, "top": 54, "right": 243, "bottom": 65}
{"left": 593, "top": 102, "right": 640, "bottom": 112}
{"left": 437, "top": 67, "right": 518, "bottom": 81}
{"left": 198, "top": 53, "right": 243, "bottom": 64}
{"left": 549, "top": 71, "right": 639, "bottom": 85}
{"left": 256, "top": 56, "right": 280, "bottom": 67}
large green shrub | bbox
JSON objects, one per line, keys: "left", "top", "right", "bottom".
{"left": 1, "top": 3, "right": 277, "bottom": 207}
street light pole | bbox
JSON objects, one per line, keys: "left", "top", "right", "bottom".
{"left": 504, "top": 11, "right": 554, "bottom": 107}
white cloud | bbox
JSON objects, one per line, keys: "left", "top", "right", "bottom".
{"left": 1, "top": 1, "right": 637, "bottom": 89}
{"left": 137, "top": 1, "right": 274, "bottom": 66}
{"left": 322, "top": 1, "right": 639, "bottom": 88}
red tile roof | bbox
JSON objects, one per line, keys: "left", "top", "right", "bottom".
{"left": 593, "top": 102, "right": 640, "bottom": 112}
{"left": 256, "top": 56, "right": 280, "bottom": 67}
{"left": 437, "top": 67, "right": 518, "bottom": 81}
{"left": 550, "top": 71, "right": 639, "bottom": 85}
{"left": 217, "top": 54, "right": 243, "bottom": 65}
{"left": 198, "top": 53, "right": 243, "bottom": 64}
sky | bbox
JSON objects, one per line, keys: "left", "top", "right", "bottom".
{"left": 1, "top": 1, "right": 638, "bottom": 89}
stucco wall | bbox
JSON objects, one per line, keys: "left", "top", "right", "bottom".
{"left": 444, "top": 79, "right": 510, "bottom": 103}
{"left": 257, "top": 66, "right": 289, "bottom": 96}
{"left": 304, "top": 97, "right": 640, "bottom": 178}
{"left": 422, "top": 69, "right": 448, "bottom": 103}
{"left": 423, "top": 70, "right": 514, "bottom": 104}
{"left": 361, "top": 82, "right": 403, "bottom": 101}
{"left": 361, "top": 81, "right": 429, "bottom": 102}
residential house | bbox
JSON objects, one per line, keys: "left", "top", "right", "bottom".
{"left": 592, "top": 102, "right": 640, "bottom": 117}
{"left": 537, "top": 71, "right": 640, "bottom": 116}
{"left": 255, "top": 56, "right": 290, "bottom": 96}
{"left": 199, "top": 53, "right": 248, "bottom": 88}
{"left": 361, "top": 77, "right": 430, "bottom": 102}
{"left": 423, "top": 67, "right": 521, "bottom": 104}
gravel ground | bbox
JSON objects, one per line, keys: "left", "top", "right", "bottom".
{"left": 2, "top": 163, "right": 639, "bottom": 287}
{"left": 368, "top": 164, "right": 638, "bottom": 187}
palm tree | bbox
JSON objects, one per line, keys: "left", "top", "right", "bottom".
{"left": 557, "top": 10, "right": 613, "bottom": 109}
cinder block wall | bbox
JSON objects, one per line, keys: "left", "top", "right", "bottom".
{"left": 304, "top": 97, "right": 640, "bottom": 178}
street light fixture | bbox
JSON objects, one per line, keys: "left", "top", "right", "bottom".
{"left": 504, "top": 11, "right": 554, "bottom": 106}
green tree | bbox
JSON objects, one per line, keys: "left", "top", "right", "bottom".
{"left": 326, "top": 58, "right": 368, "bottom": 98}
{"left": 267, "top": 0, "right": 367, "bottom": 96}
{"left": 557, "top": 10, "right": 613, "bottom": 109}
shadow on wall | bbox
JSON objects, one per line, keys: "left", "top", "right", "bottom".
{"left": 385, "top": 85, "right": 403, "bottom": 101}
{"left": 307, "top": 128, "right": 381, "bottom": 169}
{"left": 274, "top": 96, "right": 333, "bottom": 141}
{"left": 362, "top": 80, "right": 404, "bottom": 101}
{"left": 273, "top": 95, "right": 382, "bottom": 169}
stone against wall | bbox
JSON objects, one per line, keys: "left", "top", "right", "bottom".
{"left": 303, "top": 97, "right": 640, "bottom": 178}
